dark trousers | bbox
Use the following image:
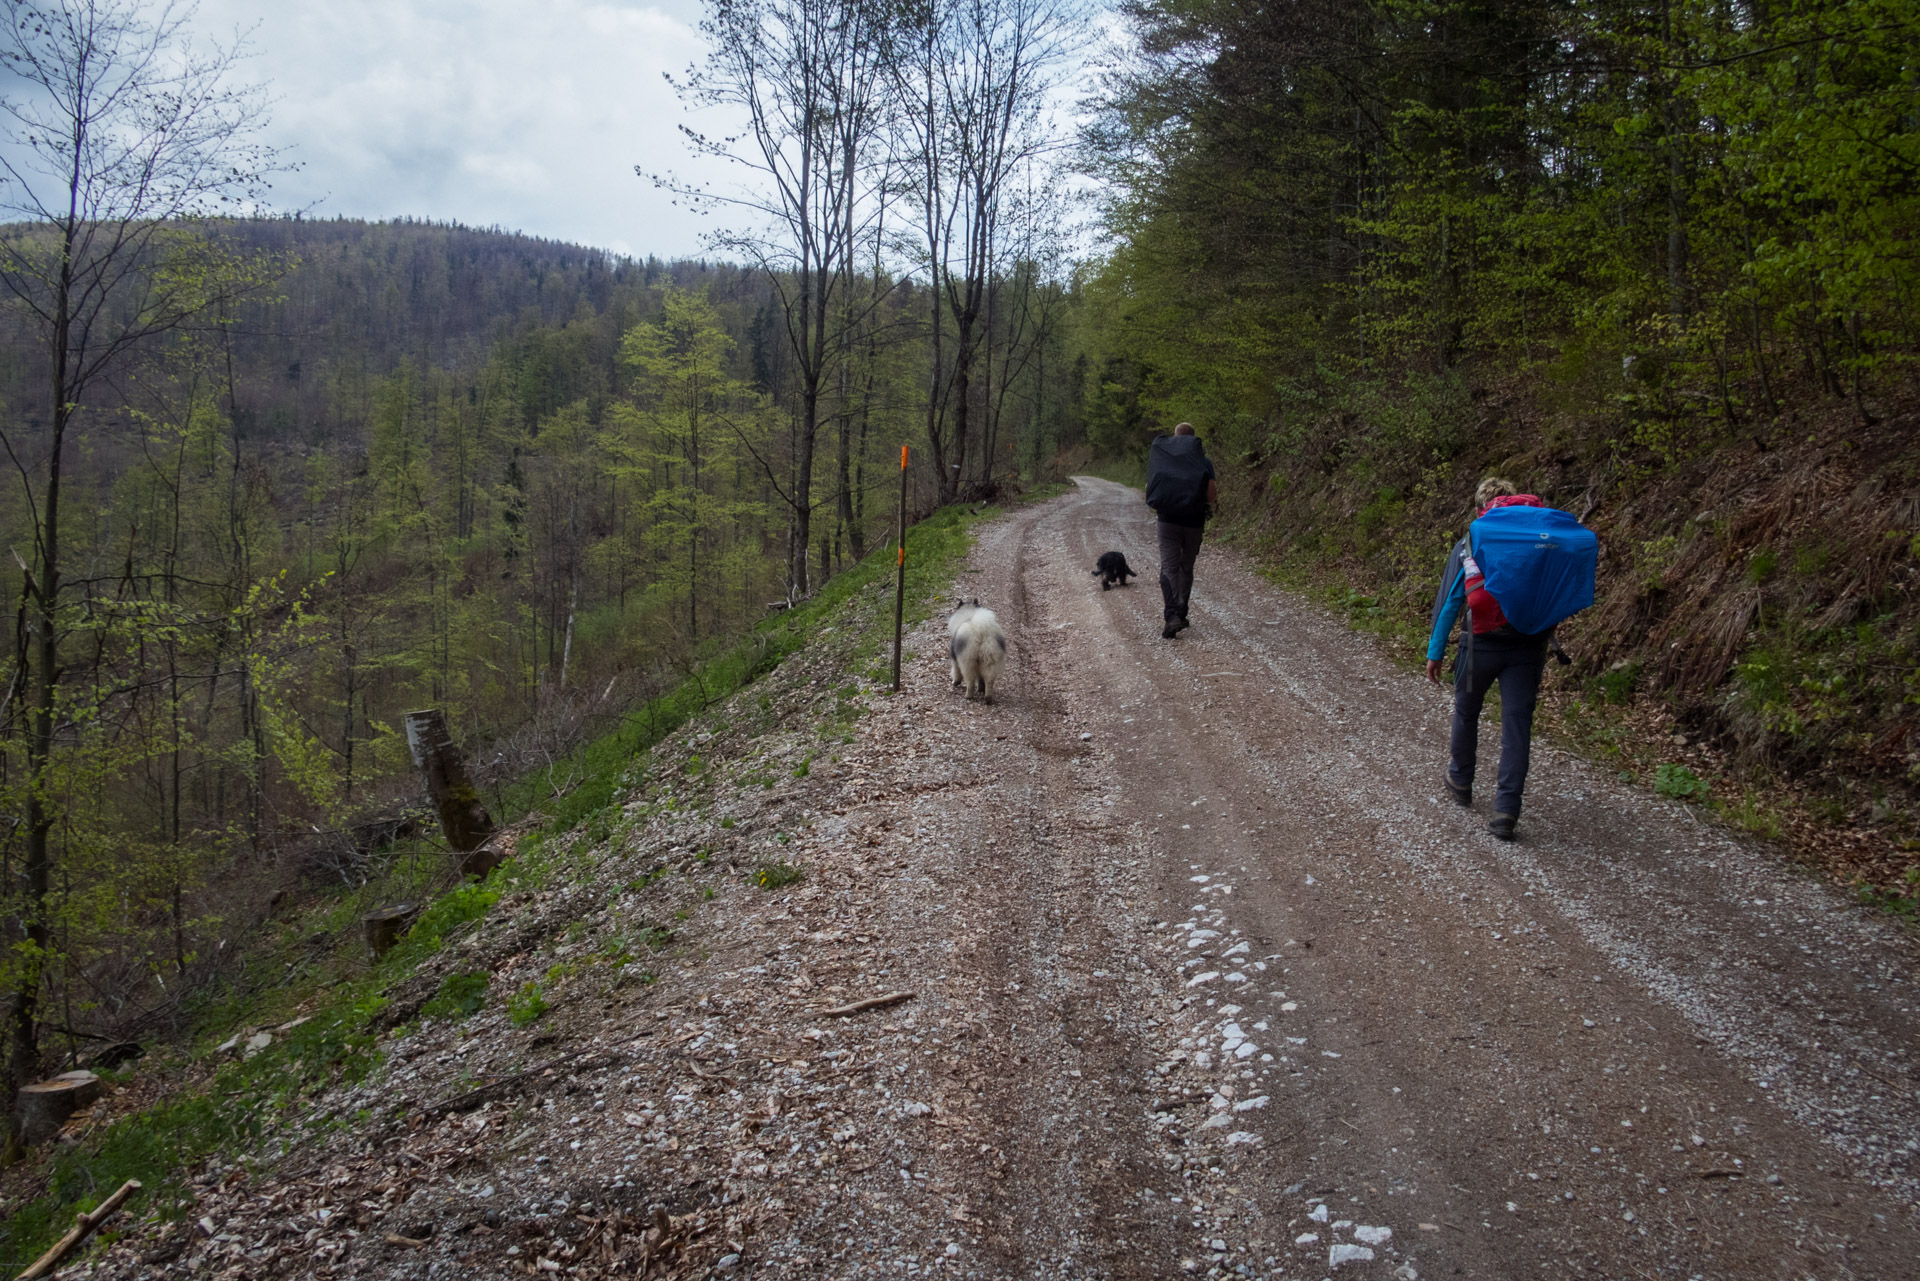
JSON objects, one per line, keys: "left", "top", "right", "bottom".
{"left": 1450, "top": 636, "right": 1547, "bottom": 818}
{"left": 1157, "top": 521, "right": 1204, "bottom": 622}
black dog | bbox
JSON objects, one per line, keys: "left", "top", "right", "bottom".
{"left": 1092, "top": 551, "right": 1136, "bottom": 590}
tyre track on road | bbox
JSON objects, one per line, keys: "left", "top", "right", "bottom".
{"left": 924, "top": 478, "right": 1920, "bottom": 1279}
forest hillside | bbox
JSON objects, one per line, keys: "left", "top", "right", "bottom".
{"left": 0, "top": 213, "right": 1082, "bottom": 1092}
{"left": 1079, "top": 0, "right": 1920, "bottom": 903}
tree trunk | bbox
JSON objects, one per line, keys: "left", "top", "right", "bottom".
{"left": 836, "top": 138, "right": 859, "bottom": 563}
{"left": 9, "top": 222, "right": 76, "bottom": 1149}
{"left": 794, "top": 383, "right": 817, "bottom": 596}
{"left": 559, "top": 573, "right": 577, "bottom": 689}
{"left": 403, "top": 709, "right": 496, "bottom": 855}
{"left": 951, "top": 308, "right": 976, "bottom": 502}
{"left": 927, "top": 276, "right": 954, "bottom": 505}
{"left": 1663, "top": 3, "right": 1688, "bottom": 331}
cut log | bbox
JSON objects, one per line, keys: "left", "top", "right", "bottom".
{"left": 17, "top": 1178, "right": 142, "bottom": 1278}
{"left": 15, "top": 1071, "right": 102, "bottom": 1145}
{"left": 363, "top": 902, "right": 422, "bottom": 961}
{"left": 460, "top": 830, "right": 510, "bottom": 882}
{"left": 403, "top": 709, "right": 495, "bottom": 854}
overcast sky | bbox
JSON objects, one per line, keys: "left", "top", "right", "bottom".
{"left": 195, "top": 0, "right": 742, "bottom": 259}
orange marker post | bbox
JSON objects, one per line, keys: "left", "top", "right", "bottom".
{"left": 891, "top": 446, "right": 909, "bottom": 692}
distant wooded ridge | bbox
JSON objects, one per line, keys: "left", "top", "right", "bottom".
{"left": 0, "top": 212, "right": 1086, "bottom": 1060}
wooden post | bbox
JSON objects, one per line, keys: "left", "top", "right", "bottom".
{"left": 890, "top": 446, "right": 909, "bottom": 692}
{"left": 16, "top": 1177, "right": 142, "bottom": 1278}
{"left": 404, "top": 709, "right": 495, "bottom": 855}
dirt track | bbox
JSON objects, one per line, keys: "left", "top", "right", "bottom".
{"left": 85, "top": 479, "right": 1919, "bottom": 1281}
{"left": 859, "top": 477, "right": 1920, "bottom": 1279}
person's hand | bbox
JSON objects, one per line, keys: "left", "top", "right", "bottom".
{"left": 1425, "top": 658, "right": 1443, "bottom": 685}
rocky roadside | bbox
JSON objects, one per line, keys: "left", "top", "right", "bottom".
{"left": 67, "top": 536, "right": 1310, "bottom": 1281}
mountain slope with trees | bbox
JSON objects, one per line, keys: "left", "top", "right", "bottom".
{"left": 1081, "top": 0, "right": 1920, "bottom": 899}
{"left": 0, "top": 211, "right": 1087, "bottom": 1135}
{"left": 1, "top": 0, "right": 1094, "bottom": 1159}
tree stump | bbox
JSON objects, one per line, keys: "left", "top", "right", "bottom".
{"left": 16, "top": 1070, "right": 102, "bottom": 1145}
{"left": 404, "top": 709, "right": 495, "bottom": 854}
{"left": 363, "top": 902, "right": 422, "bottom": 961}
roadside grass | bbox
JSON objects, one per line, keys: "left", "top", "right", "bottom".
{"left": 0, "top": 497, "right": 1011, "bottom": 1272}
{"left": 1074, "top": 457, "right": 1148, "bottom": 489}
{"left": 0, "top": 985, "right": 390, "bottom": 1272}
{"left": 1021, "top": 481, "right": 1074, "bottom": 504}
{"left": 748, "top": 862, "right": 804, "bottom": 891}
{"left": 1856, "top": 870, "right": 1920, "bottom": 920}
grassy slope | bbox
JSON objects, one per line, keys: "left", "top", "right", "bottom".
{"left": 1207, "top": 379, "right": 1920, "bottom": 913}
{"left": 0, "top": 499, "right": 1008, "bottom": 1273}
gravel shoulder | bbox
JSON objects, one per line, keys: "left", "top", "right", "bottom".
{"left": 79, "top": 479, "right": 1918, "bottom": 1281}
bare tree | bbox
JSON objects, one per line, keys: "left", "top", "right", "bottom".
{"left": 0, "top": 0, "right": 281, "bottom": 1149}
{"left": 981, "top": 158, "right": 1075, "bottom": 488}
{"left": 658, "top": 0, "right": 894, "bottom": 595}
{"left": 892, "top": 0, "right": 1075, "bottom": 504}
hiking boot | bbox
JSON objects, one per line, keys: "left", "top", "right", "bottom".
{"left": 1162, "top": 620, "right": 1181, "bottom": 639}
{"left": 1488, "top": 812, "right": 1518, "bottom": 841}
{"left": 1171, "top": 617, "right": 1190, "bottom": 636}
{"left": 1445, "top": 778, "right": 1472, "bottom": 807}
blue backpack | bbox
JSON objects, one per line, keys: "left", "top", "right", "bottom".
{"left": 1468, "top": 505, "right": 1599, "bottom": 635}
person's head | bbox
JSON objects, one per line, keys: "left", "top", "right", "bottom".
{"left": 1474, "top": 476, "right": 1516, "bottom": 510}
{"left": 1174, "top": 422, "right": 1196, "bottom": 436}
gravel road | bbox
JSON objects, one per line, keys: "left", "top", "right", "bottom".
{"left": 880, "top": 477, "right": 1920, "bottom": 1280}
{"left": 82, "top": 478, "right": 1918, "bottom": 1281}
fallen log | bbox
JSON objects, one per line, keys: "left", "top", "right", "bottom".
{"left": 16, "top": 1178, "right": 142, "bottom": 1278}
{"left": 820, "top": 991, "right": 914, "bottom": 1018}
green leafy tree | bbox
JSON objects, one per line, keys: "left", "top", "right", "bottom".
{"left": 0, "top": 0, "right": 282, "bottom": 1145}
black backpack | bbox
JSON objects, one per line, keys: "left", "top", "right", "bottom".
{"left": 1145, "top": 435, "right": 1210, "bottom": 521}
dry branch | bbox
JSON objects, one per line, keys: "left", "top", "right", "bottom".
{"left": 820, "top": 991, "right": 914, "bottom": 1017}
{"left": 417, "top": 1049, "right": 623, "bottom": 1120}
{"left": 16, "top": 1178, "right": 142, "bottom": 1279}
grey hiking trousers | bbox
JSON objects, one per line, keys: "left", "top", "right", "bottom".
{"left": 1449, "top": 634, "right": 1547, "bottom": 818}
{"left": 1157, "top": 521, "right": 1204, "bottom": 622}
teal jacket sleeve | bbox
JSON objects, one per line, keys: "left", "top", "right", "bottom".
{"left": 1427, "top": 571, "right": 1465, "bottom": 661}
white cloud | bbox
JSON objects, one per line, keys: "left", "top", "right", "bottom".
{"left": 195, "top": 0, "right": 741, "bottom": 257}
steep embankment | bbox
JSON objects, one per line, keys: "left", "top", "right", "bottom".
{"left": 0, "top": 503, "right": 994, "bottom": 1275}
{"left": 28, "top": 479, "right": 1920, "bottom": 1281}
{"left": 1221, "top": 386, "right": 1920, "bottom": 907}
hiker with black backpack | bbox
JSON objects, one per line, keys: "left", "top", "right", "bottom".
{"left": 1144, "top": 423, "right": 1217, "bottom": 639}
{"left": 1426, "top": 477, "right": 1599, "bottom": 840}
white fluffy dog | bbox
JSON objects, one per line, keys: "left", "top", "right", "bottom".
{"left": 946, "top": 598, "right": 1007, "bottom": 704}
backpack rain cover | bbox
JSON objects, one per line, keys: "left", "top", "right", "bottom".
{"left": 1145, "top": 435, "right": 1210, "bottom": 520}
{"left": 1467, "top": 505, "right": 1599, "bottom": 635}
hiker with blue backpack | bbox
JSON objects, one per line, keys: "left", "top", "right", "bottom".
{"left": 1427, "top": 477, "right": 1599, "bottom": 840}
{"left": 1145, "top": 423, "right": 1218, "bottom": 639}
